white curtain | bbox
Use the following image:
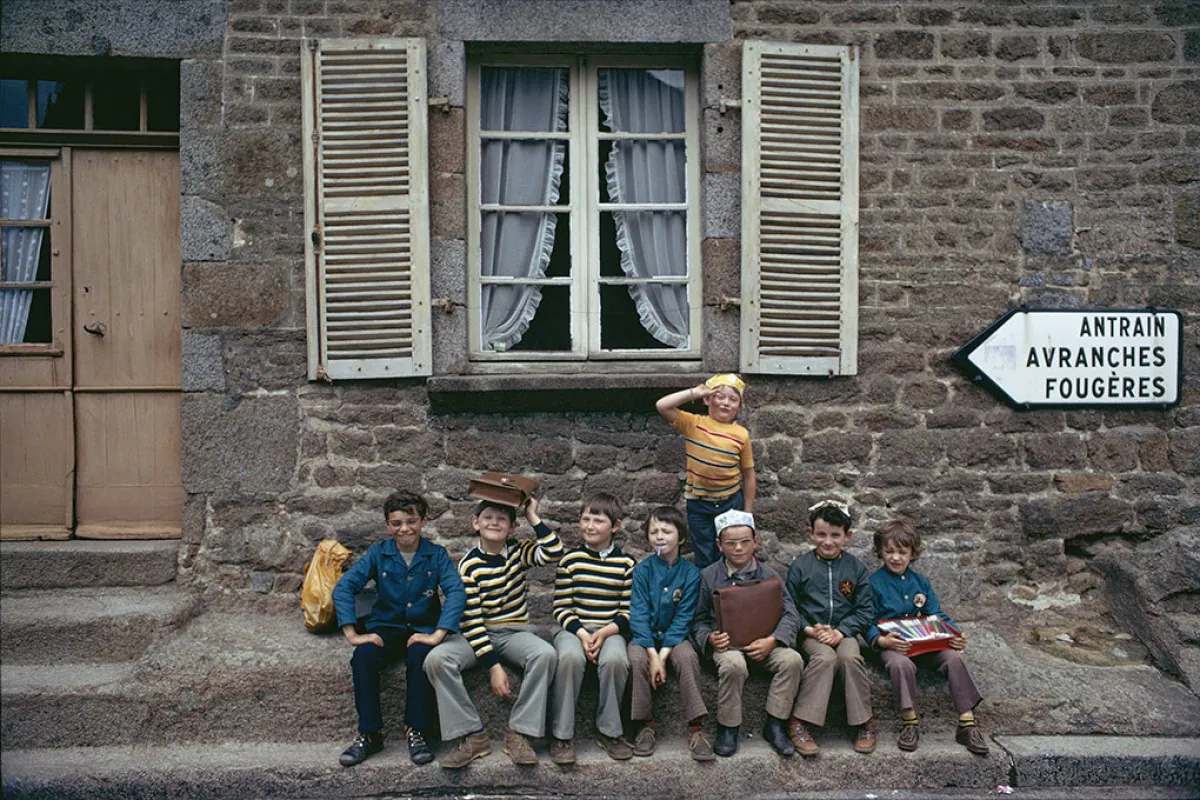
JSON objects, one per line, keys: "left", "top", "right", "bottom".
{"left": 599, "top": 69, "right": 689, "bottom": 349}
{"left": 0, "top": 162, "right": 51, "bottom": 345}
{"left": 479, "top": 67, "right": 568, "bottom": 351}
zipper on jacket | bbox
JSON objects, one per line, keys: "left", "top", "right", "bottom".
{"left": 826, "top": 561, "right": 834, "bottom": 626}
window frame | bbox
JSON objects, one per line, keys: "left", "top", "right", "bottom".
{"left": 465, "top": 52, "right": 703, "bottom": 365}
{"left": 0, "top": 147, "right": 69, "bottom": 360}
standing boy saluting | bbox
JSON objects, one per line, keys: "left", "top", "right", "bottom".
{"left": 549, "top": 492, "right": 637, "bottom": 764}
{"left": 424, "top": 494, "right": 563, "bottom": 768}
{"left": 333, "top": 490, "right": 466, "bottom": 768}
{"left": 655, "top": 374, "right": 757, "bottom": 569}
{"left": 786, "top": 499, "right": 877, "bottom": 756}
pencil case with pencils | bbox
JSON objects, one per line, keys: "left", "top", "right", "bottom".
{"left": 877, "top": 615, "right": 960, "bottom": 656}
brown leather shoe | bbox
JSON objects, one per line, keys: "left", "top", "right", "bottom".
{"left": 688, "top": 729, "right": 716, "bottom": 762}
{"left": 853, "top": 718, "right": 877, "bottom": 754}
{"left": 503, "top": 729, "right": 538, "bottom": 765}
{"left": 549, "top": 738, "right": 576, "bottom": 765}
{"left": 787, "top": 718, "right": 820, "bottom": 757}
{"left": 439, "top": 731, "right": 491, "bottom": 769}
{"left": 596, "top": 733, "right": 634, "bottom": 761}
{"left": 897, "top": 720, "right": 919, "bottom": 752}
{"left": 956, "top": 724, "right": 989, "bottom": 755}
{"left": 632, "top": 726, "right": 656, "bottom": 757}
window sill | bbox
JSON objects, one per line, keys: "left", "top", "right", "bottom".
{"left": 427, "top": 372, "right": 702, "bottom": 414}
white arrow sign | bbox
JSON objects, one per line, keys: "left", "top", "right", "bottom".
{"left": 953, "top": 309, "right": 1182, "bottom": 408}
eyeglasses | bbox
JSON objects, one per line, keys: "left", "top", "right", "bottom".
{"left": 808, "top": 499, "right": 849, "bottom": 514}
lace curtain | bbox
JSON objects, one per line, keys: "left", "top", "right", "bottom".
{"left": 598, "top": 68, "right": 689, "bottom": 349}
{"left": 479, "top": 67, "right": 568, "bottom": 351}
{"left": 0, "top": 162, "right": 51, "bottom": 344}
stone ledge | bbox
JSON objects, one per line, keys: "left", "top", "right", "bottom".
{"left": 428, "top": 373, "right": 701, "bottom": 414}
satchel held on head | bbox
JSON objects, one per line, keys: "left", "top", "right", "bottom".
{"left": 467, "top": 471, "right": 540, "bottom": 508}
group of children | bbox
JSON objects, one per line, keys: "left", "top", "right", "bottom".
{"left": 330, "top": 375, "right": 989, "bottom": 768}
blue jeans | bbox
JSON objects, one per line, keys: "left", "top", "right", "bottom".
{"left": 687, "top": 490, "right": 744, "bottom": 570}
{"left": 350, "top": 628, "right": 434, "bottom": 735}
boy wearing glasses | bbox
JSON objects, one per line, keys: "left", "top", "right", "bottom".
{"left": 691, "top": 510, "right": 804, "bottom": 759}
{"left": 785, "top": 499, "right": 876, "bottom": 756}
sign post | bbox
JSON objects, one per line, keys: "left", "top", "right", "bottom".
{"left": 952, "top": 308, "right": 1182, "bottom": 409}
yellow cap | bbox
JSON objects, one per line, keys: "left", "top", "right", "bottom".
{"left": 705, "top": 373, "right": 746, "bottom": 396}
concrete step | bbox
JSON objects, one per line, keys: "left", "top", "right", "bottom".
{"left": 4, "top": 612, "right": 1199, "bottom": 750}
{"left": 0, "top": 586, "right": 200, "bottom": 664}
{"left": 0, "top": 540, "right": 180, "bottom": 591}
{"left": 2, "top": 736, "right": 1198, "bottom": 799}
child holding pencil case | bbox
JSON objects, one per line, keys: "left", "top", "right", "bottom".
{"left": 868, "top": 518, "right": 988, "bottom": 756}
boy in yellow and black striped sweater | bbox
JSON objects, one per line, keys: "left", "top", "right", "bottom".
{"left": 424, "top": 495, "right": 562, "bottom": 769}
{"left": 548, "top": 492, "right": 637, "bottom": 764}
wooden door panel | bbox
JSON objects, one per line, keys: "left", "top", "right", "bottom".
{"left": 72, "top": 149, "right": 182, "bottom": 539}
{"left": 74, "top": 392, "right": 183, "bottom": 534}
{"left": 73, "top": 150, "right": 181, "bottom": 389}
{"left": 0, "top": 392, "right": 72, "bottom": 539}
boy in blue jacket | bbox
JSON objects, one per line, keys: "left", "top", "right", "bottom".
{"left": 332, "top": 490, "right": 466, "bottom": 767}
{"left": 627, "top": 506, "right": 712, "bottom": 761}
{"left": 869, "top": 518, "right": 986, "bottom": 755}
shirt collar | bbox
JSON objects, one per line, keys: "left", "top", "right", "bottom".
{"left": 725, "top": 556, "right": 758, "bottom": 579}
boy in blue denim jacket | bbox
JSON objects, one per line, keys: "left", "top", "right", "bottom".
{"left": 332, "top": 490, "right": 466, "bottom": 767}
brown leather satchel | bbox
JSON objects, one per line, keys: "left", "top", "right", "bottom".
{"left": 467, "top": 471, "right": 540, "bottom": 508}
{"left": 713, "top": 576, "right": 784, "bottom": 648}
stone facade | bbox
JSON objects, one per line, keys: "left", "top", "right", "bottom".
{"left": 4, "top": 0, "right": 1198, "bottom": 684}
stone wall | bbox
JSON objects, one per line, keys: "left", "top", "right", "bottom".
{"left": 5, "top": 1, "right": 1197, "bottom": 667}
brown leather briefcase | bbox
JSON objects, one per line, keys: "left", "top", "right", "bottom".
{"left": 467, "top": 471, "right": 540, "bottom": 508}
{"left": 713, "top": 576, "right": 784, "bottom": 648}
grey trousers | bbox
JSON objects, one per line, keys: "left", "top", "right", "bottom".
{"left": 710, "top": 645, "right": 804, "bottom": 727}
{"left": 629, "top": 640, "right": 707, "bottom": 724}
{"left": 794, "top": 636, "right": 872, "bottom": 727}
{"left": 879, "top": 648, "right": 983, "bottom": 716}
{"left": 551, "top": 629, "right": 629, "bottom": 740}
{"left": 423, "top": 626, "right": 556, "bottom": 741}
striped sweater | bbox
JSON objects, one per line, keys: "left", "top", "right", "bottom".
{"left": 553, "top": 545, "right": 635, "bottom": 637}
{"left": 671, "top": 409, "right": 754, "bottom": 501}
{"left": 458, "top": 521, "right": 563, "bottom": 668}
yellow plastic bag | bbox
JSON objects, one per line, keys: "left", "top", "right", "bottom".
{"left": 301, "top": 539, "right": 353, "bottom": 633}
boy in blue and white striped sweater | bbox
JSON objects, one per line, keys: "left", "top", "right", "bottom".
{"left": 548, "top": 492, "right": 637, "bottom": 764}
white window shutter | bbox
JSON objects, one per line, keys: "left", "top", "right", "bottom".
{"left": 302, "top": 38, "right": 431, "bottom": 380}
{"left": 739, "top": 41, "right": 859, "bottom": 376}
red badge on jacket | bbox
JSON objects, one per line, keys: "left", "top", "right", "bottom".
{"left": 839, "top": 579, "right": 855, "bottom": 598}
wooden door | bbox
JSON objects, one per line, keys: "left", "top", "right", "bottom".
{"left": 0, "top": 150, "right": 73, "bottom": 540}
{"left": 71, "top": 150, "right": 183, "bottom": 538}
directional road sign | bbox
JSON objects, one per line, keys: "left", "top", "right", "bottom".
{"left": 952, "top": 308, "right": 1182, "bottom": 409}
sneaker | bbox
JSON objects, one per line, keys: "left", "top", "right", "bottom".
{"left": 504, "top": 729, "right": 538, "bottom": 765}
{"left": 439, "top": 731, "right": 491, "bottom": 769}
{"left": 787, "top": 718, "right": 820, "bottom": 757}
{"left": 897, "top": 720, "right": 919, "bottom": 752}
{"left": 854, "top": 718, "right": 877, "bottom": 754}
{"left": 596, "top": 733, "right": 634, "bottom": 761}
{"left": 688, "top": 729, "right": 716, "bottom": 762}
{"left": 406, "top": 727, "right": 434, "bottom": 765}
{"left": 956, "top": 724, "right": 989, "bottom": 755}
{"left": 633, "top": 726, "right": 656, "bottom": 757}
{"left": 549, "top": 739, "right": 576, "bottom": 765}
{"left": 339, "top": 731, "right": 383, "bottom": 767}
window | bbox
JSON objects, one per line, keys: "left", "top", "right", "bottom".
{"left": 467, "top": 54, "right": 702, "bottom": 362}
{"left": 0, "top": 153, "right": 59, "bottom": 352}
{"left": 0, "top": 58, "right": 180, "bottom": 136}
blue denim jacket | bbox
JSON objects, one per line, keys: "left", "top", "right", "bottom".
{"left": 333, "top": 536, "right": 465, "bottom": 634}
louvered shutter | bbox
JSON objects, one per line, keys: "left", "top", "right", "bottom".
{"left": 302, "top": 38, "right": 431, "bottom": 380}
{"left": 739, "top": 42, "right": 859, "bottom": 376}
